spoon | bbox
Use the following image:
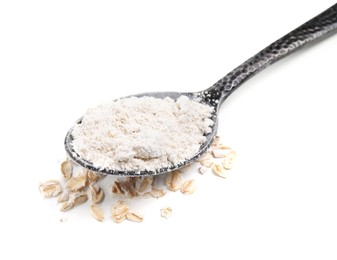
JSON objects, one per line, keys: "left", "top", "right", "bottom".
{"left": 65, "top": 3, "right": 337, "bottom": 176}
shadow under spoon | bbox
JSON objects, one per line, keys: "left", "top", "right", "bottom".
{"left": 65, "top": 3, "right": 337, "bottom": 176}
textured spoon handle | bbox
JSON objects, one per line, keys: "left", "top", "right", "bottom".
{"left": 209, "top": 3, "right": 337, "bottom": 104}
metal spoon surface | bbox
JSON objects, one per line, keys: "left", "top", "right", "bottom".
{"left": 65, "top": 4, "right": 337, "bottom": 176}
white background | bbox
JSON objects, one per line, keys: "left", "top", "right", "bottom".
{"left": 1, "top": 0, "right": 337, "bottom": 259}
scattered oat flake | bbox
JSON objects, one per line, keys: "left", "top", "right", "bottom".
{"left": 145, "top": 188, "right": 166, "bottom": 199}
{"left": 90, "top": 204, "right": 104, "bottom": 222}
{"left": 118, "top": 180, "right": 138, "bottom": 197}
{"left": 138, "top": 176, "right": 153, "bottom": 193}
{"left": 212, "top": 164, "right": 226, "bottom": 178}
{"left": 200, "top": 160, "right": 214, "bottom": 168}
{"left": 41, "top": 135, "right": 236, "bottom": 222}
{"left": 90, "top": 185, "right": 104, "bottom": 204}
{"left": 57, "top": 190, "right": 70, "bottom": 203}
{"left": 180, "top": 179, "right": 196, "bottom": 195}
{"left": 217, "top": 144, "right": 232, "bottom": 150}
{"left": 211, "top": 136, "right": 221, "bottom": 146}
{"left": 71, "top": 192, "right": 88, "bottom": 206}
{"left": 166, "top": 171, "right": 183, "bottom": 191}
{"left": 111, "top": 181, "right": 124, "bottom": 195}
{"left": 60, "top": 201, "right": 74, "bottom": 212}
{"left": 223, "top": 150, "right": 237, "bottom": 170}
{"left": 87, "top": 170, "right": 103, "bottom": 184}
{"left": 66, "top": 174, "right": 87, "bottom": 192}
{"left": 61, "top": 160, "right": 72, "bottom": 180}
{"left": 111, "top": 201, "right": 129, "bottom": 215}
{"left": 111, "top": 201, "right": 129, "bottom": 223}
{"left": 212, "top": 149, "right": 232, "bottom": 158}
{"left": 126, "top": 212, "right": 144, "bottom": 223}
{"left": 39, "top": 180, "right": 62, "bottom": 198}
{"left": 114, "top": 215, "right": 126, "bottom": 223}
{"left": 161, "top": 207, "right": 172, "bottom": 219}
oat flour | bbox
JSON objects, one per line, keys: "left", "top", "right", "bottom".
{"left": 71, "top": 95, "right": 214, "bottom": 171}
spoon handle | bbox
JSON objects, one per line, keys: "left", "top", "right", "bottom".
{"left": 208, "top": 3, "right": 337, "bottom": 104}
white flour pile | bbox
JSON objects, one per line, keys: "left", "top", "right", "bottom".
{"left": 71, "top": 95, "right": 214, "bottom": 171}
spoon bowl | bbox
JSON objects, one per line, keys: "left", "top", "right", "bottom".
{"left": 65, "top": 3, "right": 337, "bottom": 176}
{"left": 65, "top": 90, "right": 220, "bottom": 176}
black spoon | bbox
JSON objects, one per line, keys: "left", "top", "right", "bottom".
{"left": 65, "top": 3, "right": 337, "bottom": 176}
